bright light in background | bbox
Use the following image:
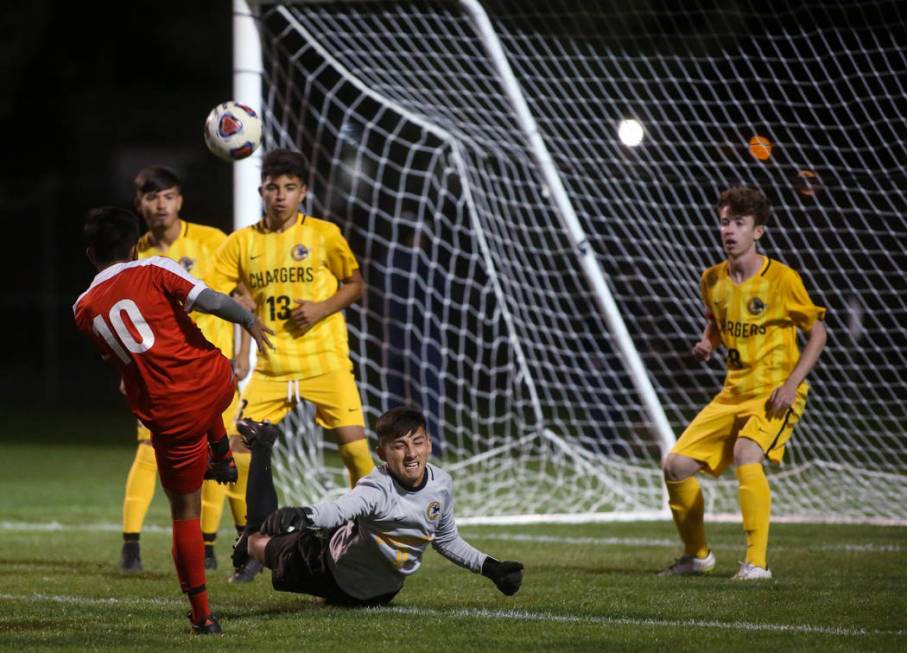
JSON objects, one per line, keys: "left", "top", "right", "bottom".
{"left": 618, "top": 119, "right": 644, "bottom": 147}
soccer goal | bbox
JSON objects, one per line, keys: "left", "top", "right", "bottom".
{"left": 237, "top": 0, "right": 907, "bottom": 524}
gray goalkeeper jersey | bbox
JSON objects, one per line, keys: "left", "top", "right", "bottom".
{"left": 309, "top": 463, "right": 488, "bottom": 600}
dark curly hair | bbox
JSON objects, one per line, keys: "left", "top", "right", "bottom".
{"left": 260, "top": 149, "right": 307, "bottom": 183}
{"left": 84, "top": 207, "right": 140, "bottom": 264}
{"left": 716, "top": 186, "right": 770, "bottom": 226}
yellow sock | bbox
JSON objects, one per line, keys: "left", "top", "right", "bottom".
{"left": 227, "top": 451, "right": 251, "bottom": 527}
{"left": 736, "top": 463, "right": 771, "bottom": 569}
{"left": 666, "top": 476, "right": 709, "bottom": 558}
{"left": 200, "top": 479, "right": 228, "bottom": 536}
{"left": 338, "top": 439, "right": 375, "bottom": 487}
{"left": 123, "top": 444, "right": 157, "bottom": 534}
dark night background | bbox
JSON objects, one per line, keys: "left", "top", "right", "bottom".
{"left": 1, "top": 2, "right": 234, "bottom": 408}
{"left": 2, "top": 0, "right": 905, "bottom": 433}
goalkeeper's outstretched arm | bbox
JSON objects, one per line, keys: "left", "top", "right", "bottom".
{"left": 432, "top": 514, "right": 524, "bottom": 596}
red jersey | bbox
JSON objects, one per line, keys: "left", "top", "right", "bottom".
{"left": 73, "top": 257, "right": 233, "bottom": 437}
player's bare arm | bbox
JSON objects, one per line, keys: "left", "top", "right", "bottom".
{"left": 692, "top": 316, "right": 720, "bottom": 362}
{"left": 229, "top": 282, "right": 255, "bottom": 377}
{"left": 233, "top": 330, "right": 253, "bottom": 379}
{"left": 768, "top": 319, "right": 827, "bottom": 418}
{"left": 231, "top": 283, "right": 257, "bottom": 312}
{"left": 289, "top": 268, "right": 364, "bottom": 332}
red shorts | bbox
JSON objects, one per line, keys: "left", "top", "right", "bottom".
{"left": 148, "top": 375, "right": 235, "bottom": 493}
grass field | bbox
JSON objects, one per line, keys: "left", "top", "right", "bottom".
{"left": 2, "top": 405, "right": 906, "bottom": 651}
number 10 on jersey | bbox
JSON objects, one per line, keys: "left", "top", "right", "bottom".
{"left": 92, "top": 299, "right": 155, "bottom": 364}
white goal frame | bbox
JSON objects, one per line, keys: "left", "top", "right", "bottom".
{"left": 232, "top": 0, "right": 907, "bottom": 526}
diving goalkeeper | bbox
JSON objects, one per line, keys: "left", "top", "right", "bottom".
{"left": 232, "top": 406, "right": 524, "bottom": 605}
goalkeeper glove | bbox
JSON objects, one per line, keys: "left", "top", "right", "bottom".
{"left": 482, "top": 557, "right": 524, "bottom": 596}
{"left": 260, "top": 507, "right": 313, "bottom": 536}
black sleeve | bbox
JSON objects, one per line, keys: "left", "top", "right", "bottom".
{"left": 193, "top": 288, "right": 255, "bottom": 330}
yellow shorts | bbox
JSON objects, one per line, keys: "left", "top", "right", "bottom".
{"left": 237, "top": 367, "right": 365, "bottom": 430}
{"left": 671, "top": 387, "right": 808, "bottom": 477}
{"left": 136, "top": 389, "right": 243, "bottom": 441}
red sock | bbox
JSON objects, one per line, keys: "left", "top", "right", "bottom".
{"left": 172, "top": 518, "right": 210, "bottom": 621}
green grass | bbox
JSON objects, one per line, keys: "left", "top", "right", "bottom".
{"left": 1, "top": 406, "right": 906, "bottom": 651}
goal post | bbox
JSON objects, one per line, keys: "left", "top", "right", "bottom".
{"left": 237, "top": 0, "right": 907, "bottom": 525}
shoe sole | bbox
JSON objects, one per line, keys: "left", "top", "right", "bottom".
{"left": 732, "top": 574, "right": 773, "bottom": 580}
{"left": 658, "top": 568, "right": 714, "bottom": 577}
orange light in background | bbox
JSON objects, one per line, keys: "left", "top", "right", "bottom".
{"left": 797, "top": 169, "right": 820, "bottom": 196}
{"left": 749, "top": 135, "right": 772, "bottom": 161}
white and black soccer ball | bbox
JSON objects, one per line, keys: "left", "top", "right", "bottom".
{"left": 203, "top": 101, "right": 262, "bottom": 161}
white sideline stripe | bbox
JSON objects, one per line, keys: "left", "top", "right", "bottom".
{"left": 376, "top": 606, "right": 903, "bottom": 638}
{"left": 0, "top": 592, "right": 181, "bottom": 608}
{"left": 0, "top": 521, "right": 172, "bottom": 534}
{"left": 459, "top": 512, "right": 907, "bottom": 527}
{"left": 1, "top": 521, "right": 902, "bottom": 553}
{"left": 1, "top": 593, "right": 901, "bottom": 638}
{"left": 465, "top": 532, "right": 905, "bottom": 553}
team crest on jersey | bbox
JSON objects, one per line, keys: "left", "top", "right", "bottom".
{"left": 747, "top": 297, "right": 765, "bottom": 315}
{"left": 291, "top": 244, "right": 310, "bottom": 261}
{"left": 425, "top": 501, "right": 441, "bottom": 522}
{"left": 178, "top": 256, "right": 195, "bottom": 272}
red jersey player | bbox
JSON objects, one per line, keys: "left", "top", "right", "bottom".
{"left": 73, "top": 207, "right": 274, "bottom": 634}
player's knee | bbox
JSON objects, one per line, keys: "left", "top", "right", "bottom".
{"left": 663, "top": 453, "right": 697, "bottom": 481}
{"left": 230, "top": 434, "right": 250, "bottom": 453}
{"left": 733, "top": 437, "right": 764, "bottom": 466}
{"left": 248, "top": 532, "right": 270, "bottom": 565}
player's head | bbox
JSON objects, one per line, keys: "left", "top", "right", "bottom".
{"left": 260, "top": 149, "right": 307, "bottom": 183}
{"left": 716, "top": 186, "right": 770, "bottom": 226}
{"left": 133, "top": 165, "right": 183, "bottom": 232}
{"left": 84, "top": 207, "right": 141, "bottom": 269}
{"left": 259, "top": 149, "right": 308, "bottom": 224}
{"left": 376, "top": 406, "right": 432, "bottom": 488}
{"left": 715, "top": 186, "right": 768, "bottom": 258}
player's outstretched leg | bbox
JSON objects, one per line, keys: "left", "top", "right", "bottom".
{"left": 228, "top": 419, "right": 280, "bottom": 583}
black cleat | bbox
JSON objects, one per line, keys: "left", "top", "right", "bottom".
{"left": 204, "top": 546, "right": 218, "bottom": 571}
{"left": 204, "top": 455, "right": 238, "bottom": 484}
{"left": 228, "top": 558, "right": 264, "bottom": 583}
{"left": 189, "top": 612, "right": 223, "bottom": 635}
{"left": 119, "top": 541, "right": 143, "bottom": 573}
{"left": 236, "top": 419, "right": 280, "bottom": 450}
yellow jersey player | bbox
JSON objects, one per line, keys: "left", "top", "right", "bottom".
{"left": 661, "top": 186, "right": 827, "bottom": 580}
{"left": 210, "top": 149, "right": 375, "bottom": 581}
{"left": 120, "top": 166, "right": 251, "bottom": 574}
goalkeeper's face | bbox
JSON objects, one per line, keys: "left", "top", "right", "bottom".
{"left": 378, "top": 427, "right": 432, "bottom": 489}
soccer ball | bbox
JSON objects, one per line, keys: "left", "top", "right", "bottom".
{"left": 203, "top": 101, "right": 262, "bottom": 161}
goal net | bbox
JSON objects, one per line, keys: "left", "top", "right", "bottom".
{"left": 251, "top": 0, "right": 907, "bottom": 523}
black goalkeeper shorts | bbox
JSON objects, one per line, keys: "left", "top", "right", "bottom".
{"left": 264, "top": 528, "right": 399, "bottom": 606}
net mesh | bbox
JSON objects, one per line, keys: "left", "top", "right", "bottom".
{"left": 255, "top": 0, "right": 907, "bottom": 522}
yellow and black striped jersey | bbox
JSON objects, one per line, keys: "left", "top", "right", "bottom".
{"left": 135, "top": 220, "right": 233, "bottom": 357}
{"left": 209, "top": 212, "right": 358, "bottom": 380}
{"left": 701, "top": 256, "right": 826, "bottom": 399}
